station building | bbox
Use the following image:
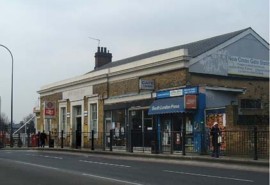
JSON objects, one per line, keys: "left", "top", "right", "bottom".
{"left": 36, "top": 27, "right": 269, "bottom": 154}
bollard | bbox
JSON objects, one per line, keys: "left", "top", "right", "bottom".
{"left": 49, "top": 131, "right": 51, "bottom": 147}
{"left": 110, "top": 129, "right": 113, "bottom": 151}
{"left": 61, "top": 130, "right": 64, "bottom": 148}
{"left": 91, "top": 130, "right": 94, "bottom": 150}
{"left": 254, "top": 126, "right": 258, "bottom": 160}
{"left": 27, "top": 132, "right": 30, "bottom": 147}
{"left": 130, "top": 130, "right": 133, "bottom": 153}
{"left": 182, "top": 126, "right": 186, "bottom": 156}
{"left": 171, "top": 131, "right": 174, "bottom": 154}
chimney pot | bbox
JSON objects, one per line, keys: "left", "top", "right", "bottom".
{"left": 94, "top": 46, "right": 112, "bottom": 69}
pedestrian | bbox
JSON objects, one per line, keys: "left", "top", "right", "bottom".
{"left": 40, "top": 131, "right": 47, "bottom": 148}
{"left": 210, "top": 122, "right": 221, "bottom": 158}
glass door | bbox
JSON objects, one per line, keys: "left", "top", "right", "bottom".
{"left": 161, "top": 117, "right": 171, "bottom": 146}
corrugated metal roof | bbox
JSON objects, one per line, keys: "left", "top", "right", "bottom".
{"left": 93, "top": 28, "right": 250, "bottom": 72}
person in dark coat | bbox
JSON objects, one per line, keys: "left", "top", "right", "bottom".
{"left": 40, "top": 131, "right": 47, "bottom": 148}
{"left": 210, "top": 122, "right": 221, "bottom": 158}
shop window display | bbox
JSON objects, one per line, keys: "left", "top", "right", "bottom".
{"left": 105, "top": 110, "right": 125, "bottom": 146}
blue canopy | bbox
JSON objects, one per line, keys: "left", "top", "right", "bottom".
{"left": 148, "top": 97, "right": 186, "bottom": 115}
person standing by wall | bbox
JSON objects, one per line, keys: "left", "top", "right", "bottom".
{"left": 210, "top": 122, "right": 221, "bottom": 158}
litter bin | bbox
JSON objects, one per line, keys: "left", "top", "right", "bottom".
{"left": 49, "top": 139, "right": 54, "bottom": 148}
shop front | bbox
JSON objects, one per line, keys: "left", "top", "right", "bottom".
{"left": 148, "top": 87, "right": 206, "bottom": 154}
{"left": 103, "top": 99, "right": 154, "bottom": 151}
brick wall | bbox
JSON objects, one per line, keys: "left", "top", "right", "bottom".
{"left": 39, "top": 92, "right": 62, "bottom": 132}
{"left": 109, "top": 78, "right": 139, "bottom": 96}
{"left": 190, "top": 74, "right": 269, "bottom": 122}
{"left": 190, "top": 74, "right": 269, "bottom": 101}
{"left": 103, "top": 69, "right": 188, "bottom": 97}
{"left": 149, "top": 69, "right": 188, "bottom": 90}
{"left": 93, "top": 83, "right": 107, "bottom": 97}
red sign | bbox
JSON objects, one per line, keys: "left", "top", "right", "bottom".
{"left": 45, "top": 101, "right": 55, "bottom": 118}
{"left": 185, "top": 95, "right": 197, "bottom": 109}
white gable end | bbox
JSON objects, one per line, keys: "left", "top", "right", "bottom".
{"left": 189, "top": 30, "right": 269, "bottom": 78}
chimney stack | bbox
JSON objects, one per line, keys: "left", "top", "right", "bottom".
{"left": 94, "top": 47, "right": 112, "bottom": 69}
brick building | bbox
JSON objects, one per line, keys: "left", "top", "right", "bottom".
{"left": 36, "top": 27, "right": 269, "bottom": 155}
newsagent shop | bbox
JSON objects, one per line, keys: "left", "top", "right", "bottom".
{"left": 148, "top": 86, "right": 205, "bottom": 153}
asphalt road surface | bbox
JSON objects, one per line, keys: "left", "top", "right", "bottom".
{"left": 0, "top": 150, "right": 268, "bottom": 185}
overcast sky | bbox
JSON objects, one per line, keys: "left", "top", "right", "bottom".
{"left": 0, "top": 0, "right": 269, "bottom": 123}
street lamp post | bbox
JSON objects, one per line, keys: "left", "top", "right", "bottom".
{"left": 0, "top": 96, "right": 1, "bottom": 128}
{"left": 0, "top": 44, "right": 14, "bottom": 147}
{"left": 0, "top": 96, "right": 1, "bottom": 121}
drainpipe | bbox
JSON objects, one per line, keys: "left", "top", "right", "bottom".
{"left": 106, "top": 74, "right": 109, "bottom": 98}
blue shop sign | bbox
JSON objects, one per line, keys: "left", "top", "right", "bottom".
{"left": 156, "top": 91, "right": 171, "bottom": 99}
{"left": 183, "top": 87, "right": 198, "bottom": 94}
{"left": 157, "top": 87, "right": 198, "bottom": 99}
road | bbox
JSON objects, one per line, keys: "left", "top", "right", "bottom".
{"left": 0, "top": 150, "right": 268, "bottom": 185}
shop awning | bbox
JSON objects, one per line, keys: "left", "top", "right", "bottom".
{"left": 148, "top": 97, "right": 186, "bottom": 115}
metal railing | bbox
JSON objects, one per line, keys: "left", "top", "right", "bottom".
{"left": 0, "top": 127, "right": 268, "bottom": 159}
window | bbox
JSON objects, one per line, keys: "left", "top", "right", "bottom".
{"left": 240, "top": 99, "right": 261, "bottom": 109}
{"left": 105, "top": 110, "right": 126, "bottom": 146}
{"left": 90, "top": 103, "right": 98, "bottom": 138}
{"left": 105, "top": 111, "right": 112, "bottom": 134}
{"left": 238, "top": 115, "right": 269, "bottom": 125}
{"left": 75, "top": 106, "right": 82, "bottom": 116}
{"left": 44, "top": 119, "right": 51, "bottom": 133}
{"left": 59, "top": 107, "right": 67, "bottom": 135}
{"left": 144, "top": 110, "right": 153, "bottom": 130}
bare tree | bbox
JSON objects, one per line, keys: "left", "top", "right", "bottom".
{"left": 0, "top": 112, "right": 9, "bottom": 132}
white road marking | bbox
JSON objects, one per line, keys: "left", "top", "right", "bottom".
{"left": 82, "top": 173, "right": 143, "bottom": 185}
{"left": 163, "top": 170, "right": 254, "bottom": 183}
{"left": 79, "top": 160, "right": 131, "bottom": 168}
{"left": 0, "top": 158, "right": 60, "bottom": 171}
{"left": 0, "top": 158, "right": 142, "bottom": 185}
{"left": 26, "top": 154, "right": 63, "bottom": 160}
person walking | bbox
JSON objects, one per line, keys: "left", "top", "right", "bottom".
{"left": 40, "top": 131, "right": 47, "bottom": 148}
{"left": 210, "top": 122, "right": 221, "bottom": 158}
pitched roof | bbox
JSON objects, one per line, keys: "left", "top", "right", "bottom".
{"left": 93, "top": 28, "right": 250, "bottom": 71}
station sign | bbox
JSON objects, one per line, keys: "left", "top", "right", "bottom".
{"left": 139, "top": 79, "right": 154, "bottom": 90}
{"left": 44, "top": 101, "right": 55, "bottom": 118}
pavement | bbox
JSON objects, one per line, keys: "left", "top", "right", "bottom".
{"left": 1, "top": 146, "right": 269, "bottom": 168}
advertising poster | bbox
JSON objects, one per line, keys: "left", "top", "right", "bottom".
{"left": 205, "top": 108, "right": 226, "bottom": 151}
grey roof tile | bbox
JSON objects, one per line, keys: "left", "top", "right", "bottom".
{"left": 93, "top": 28, "right": 250, "bottom": 71}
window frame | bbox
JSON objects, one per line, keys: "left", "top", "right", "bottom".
{"left": 59, "top": 106, "right": 67, "bottom": 137}
{"left": 89, "top": 101, "right": 98, "bottom": 139}
{"left": 240, "top": 99, "right": 262, "bottom": 109}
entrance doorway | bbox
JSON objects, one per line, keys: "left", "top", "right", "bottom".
{"left": 160, "top": 114, "right": 184, "bottom": 152}
{"left": 76, "top": 117, "right": 82, "bottom": 147}
{"left": 72, "top": 105, "right": 82, "bottom": 148}
{"left": 129, "top": 109, "right": 153, "bottom": 148}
